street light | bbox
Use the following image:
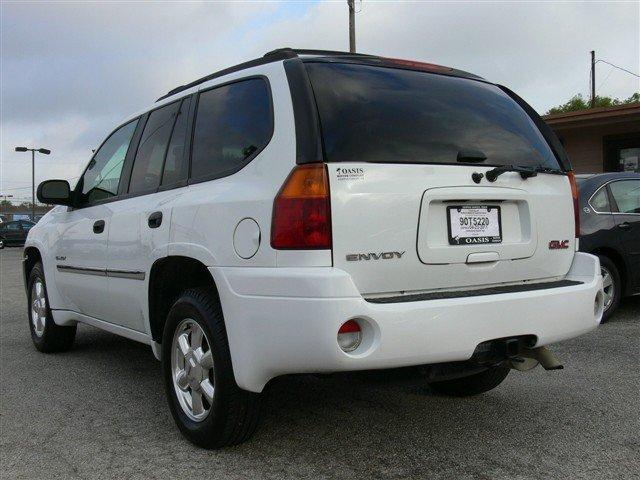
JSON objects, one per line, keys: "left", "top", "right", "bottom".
{"left": 14, "top": 146, "right": 51, "bottom": 221}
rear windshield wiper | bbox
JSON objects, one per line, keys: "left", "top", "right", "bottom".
{"left": 486, "top": 165, "right": 538, "bottom": 182}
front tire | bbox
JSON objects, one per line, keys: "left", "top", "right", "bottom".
{"left": 427, "top": 365, "right": 510, "bottom": 397}
{"left": 162, "top": 288, "right": 261, "bottom": 449}
{"left": 598, "top": 255, "right": 621, "bottom": 322}
{"left": 27, "top": 262, "right": 76, "bottom": 352}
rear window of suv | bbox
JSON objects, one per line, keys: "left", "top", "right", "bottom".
{"left": 304, "top": 62, "right": 559, "bottom": 169}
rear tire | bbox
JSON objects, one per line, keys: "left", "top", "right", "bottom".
{"left": 162, "top": 287, "right": 261, "bottom": 449}
{"left": 27, "top": 262, "right": 76, "bottom": 353}
{"left": 598, "top": 255, "right": 621, "bottom": 323}
{"left": 427, "top": 365, "right": 510, "bottom": 397}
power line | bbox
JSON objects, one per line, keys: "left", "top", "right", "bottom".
{"left": 598, "top": 67, "right": 615, "bottom": 90}
{"left": 595, "top": 59, "right": 640, "bottom": 78}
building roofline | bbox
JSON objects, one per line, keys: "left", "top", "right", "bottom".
{"left": 543, "top": 102, "right": 640, "bottom": 124}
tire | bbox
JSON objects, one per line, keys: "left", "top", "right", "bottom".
{"left": 27, "top": 262, "right": 76, "bottom": 353}
{"left": 427, "top": 365, "right": 510, "bottom": 397}
{"left": 598, "top": 255, "right": 621, "bottom": 323}
{"left": 0, "top": 237, "right": 5, "bottom": 249}
{"left": 162, "top": 287, "right": 261, "bottom": 449}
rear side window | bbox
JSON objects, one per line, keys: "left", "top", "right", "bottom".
{"left": 589, "top": 187, "right": 611, "bottom": 212}
{"left": 610, "top": 180, "right": 640, "bottom": 214}
{"left": 129, "top": 101, "right": 181, "bottom": 194}
{"left": 304, "top": 62, "right": 559, "bottom": 169}
{"left": 162, "top": 96, "right": 191, "bottom": 186}
{"left": 190, "top": 78, "right": 272, "bottom": 181}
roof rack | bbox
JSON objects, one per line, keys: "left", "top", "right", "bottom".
{"left": 156, "top": 48, "right": 298, "bottom": 102}
{"left": 156, "top": 47, "right": 478, "bottom": 102}
{"left": 263, "top": 47, "right": 378, "bottom": 59}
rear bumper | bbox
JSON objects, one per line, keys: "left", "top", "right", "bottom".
{"left": 210, "top": 252, "right": 603, "bottom": 392}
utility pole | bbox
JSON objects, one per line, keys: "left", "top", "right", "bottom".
{"left": 590, "top": 50, "right": 596, "bottom": 108}
{"left": 348, "top": 0, "right": 356, "bottom": 53}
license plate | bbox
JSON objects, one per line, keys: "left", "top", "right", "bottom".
{"left": 447, "top": 205, "right": 502, "bottom": 245}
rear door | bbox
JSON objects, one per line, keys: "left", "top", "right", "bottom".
{"left": 304, "top": 61, "right": 574, "bottom": 296}
{"left": 609, "top": 178, "right": 640, "bottom": 287}
{"left": 105, "top": 97, "right": 192, "bottom": 332}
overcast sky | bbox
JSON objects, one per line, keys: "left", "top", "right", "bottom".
{"left": 1, "top": 0, "right": 639, "bottom": 202}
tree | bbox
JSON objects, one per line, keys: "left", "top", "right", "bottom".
{"left": 545, "top": 92, "right": 640, "bottom": 115}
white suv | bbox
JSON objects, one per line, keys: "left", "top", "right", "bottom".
{"left": 24, "top": 49, "right": 603, "bottom": 448}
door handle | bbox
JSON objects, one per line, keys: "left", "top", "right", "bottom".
{"left": 617, "top": 222, "right": 631, "bottom": 231}
{"left": 93, "top": 220, "right": 105, "bottom": 234}
{"left": 148, "top": 211, "right": 163, "bottom": 229}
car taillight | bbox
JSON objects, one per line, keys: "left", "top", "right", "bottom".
{"left": 271, "top": 164, "right": 332, "bottom": 250}
{"left": 568, "top": 171, "right": 580, "bottom": 238}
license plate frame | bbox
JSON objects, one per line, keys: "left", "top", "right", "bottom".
{"left": 447, "top": 205, "right": 502, "bottom": 246}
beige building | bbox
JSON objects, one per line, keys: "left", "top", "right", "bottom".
{"left": 543, "top": 103, "right": 640, "bottom": 173}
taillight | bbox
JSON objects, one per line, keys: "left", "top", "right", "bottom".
{"left": 271, "top": 164, "right": 332, "bottom": 249}
{"left": 568, "top": 171, "right": 580, "bottom": 238}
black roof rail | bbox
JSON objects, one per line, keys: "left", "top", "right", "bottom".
{"left": 156, "top": 48, "right": 297, "bottom": 102}
{"left": 263, "top": 47, "right": 378, "bottom": 59}
{"left": 157, "top": 47, "right": 481, "bottom": 102}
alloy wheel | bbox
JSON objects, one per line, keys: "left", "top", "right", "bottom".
{"left": 31, "top": 280, "right": 47, "bottom": 337}
{"left": 601, "top": 266, "right": 615, "bottom": 311}
{"left": 171, "top": 319, "right": 215, "bottom": 422}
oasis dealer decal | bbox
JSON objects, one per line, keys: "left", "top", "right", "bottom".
{"left": 336, "top": 167, "right": 365, "bottom": 181}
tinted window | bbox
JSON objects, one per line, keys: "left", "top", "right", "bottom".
{"left": 162, "top": 97, "right": 191, "bottom": 186}
{"left": 305, "top": 62, "right": 559, "bottom": 169}
{"left": 81, "top": 120, "right": 138, "bottom": 204}
{"left": 610, "top": 180, "right": 640, "bottom": 214}
{"left": 191, "top": 78, "right": 272, "bottom": 180}
{"left": 590, "top": 187, "right": 610, "bottom": 212}
{"left": 129, "top": 101, "right": 181, "bottom": 194}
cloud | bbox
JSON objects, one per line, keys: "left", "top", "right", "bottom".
{"left": 1, "top": 0, "right": 638, "bottom": 197}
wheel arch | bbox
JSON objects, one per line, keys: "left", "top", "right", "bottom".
{"left": 148, "top": 256, "right": 220, "bottom": 345}
{"left": 23, "top": 246, "right": 42, "bottom": 291}
{"left": 591, "top": 246, "right": 629, "bottom": 295}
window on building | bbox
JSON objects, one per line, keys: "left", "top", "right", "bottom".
{"left": 619, "top": 148, "right": 640, "bottom": 173}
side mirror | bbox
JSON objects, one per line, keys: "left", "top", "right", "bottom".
{"left": 37, "top": 180, "right": 73, "bottom": 206}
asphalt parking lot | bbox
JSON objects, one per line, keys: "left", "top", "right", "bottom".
{"left": 1, "top": 247, "right": 639, "bottom": 479}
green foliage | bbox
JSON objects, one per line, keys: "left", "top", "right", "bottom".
{"left": 546, "top": 92, "right": 640, "bottom": 115}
